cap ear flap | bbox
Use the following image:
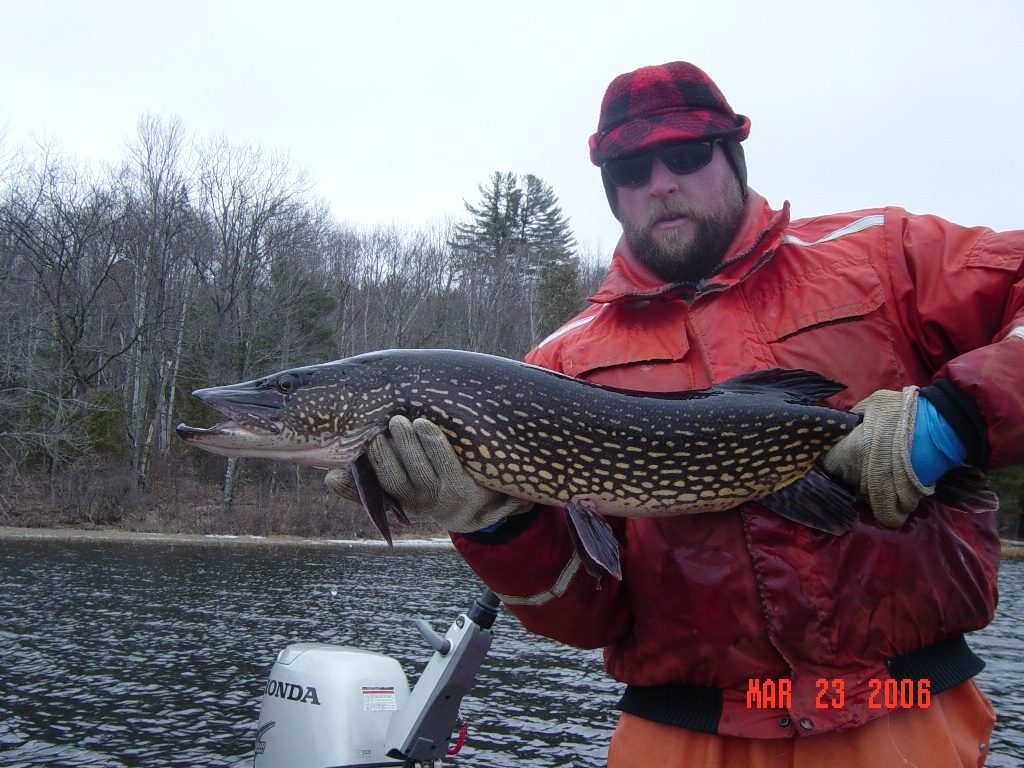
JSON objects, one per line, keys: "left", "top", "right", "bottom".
{"left": 600, "top": 167, "right": 622, "bottom": 221}
{"left": 722, "top": 139, "right": 748, "bottom": 198}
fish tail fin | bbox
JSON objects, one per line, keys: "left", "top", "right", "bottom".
{"left": 761, "top": 468, "right": 860, "bottom": 535}
{"left": 719, "top": 368, "right": 847, "bottom": 404}
{"left": 566, "top": 500, "right": 623, "bottom": 581}
{"left": 349, "top": 455, "right": 395, "bottom": 545}
{"left": 932, "top": 466, "right": 1000, "bottom": 515}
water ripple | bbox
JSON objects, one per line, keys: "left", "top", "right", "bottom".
{"left": 0, "top": 540, "right": 1020, "bottom": 767}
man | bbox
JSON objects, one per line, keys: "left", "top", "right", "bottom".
{"left": 328, "top": 62, "right": 1022, "bottom": 766}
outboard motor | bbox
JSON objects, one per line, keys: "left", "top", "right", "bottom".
{"left": 254, "top": 588, "right": 501, "bottom": 768}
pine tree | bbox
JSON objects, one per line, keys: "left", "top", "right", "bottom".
{"left": 452, "top": 172, "right": 576, "bottom": 278}
{"left": 521, "top": 174, "right": 576, "bottom": 271}
{"left": 451, "top": 172, "right": 522, "bottom": 273}
{"left": 537, "top": 258, "right": 583, "bottom": 341}
{"left": 450, "top": 172, "right": 580, "bottom": 351}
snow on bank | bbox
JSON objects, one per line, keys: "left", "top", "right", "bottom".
{"left": 0, "top": 526, "right": 455, "bottom": 549}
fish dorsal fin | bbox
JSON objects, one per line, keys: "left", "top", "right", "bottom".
{"left": 716, "top": 368, "right": 846, "bottom": 404}
{"left": 592, "top": 367, "right": 845, "bottom": 405}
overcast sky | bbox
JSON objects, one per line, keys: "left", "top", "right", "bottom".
{"left": 2, "top": 0, "right": 1021, "bottom": 256}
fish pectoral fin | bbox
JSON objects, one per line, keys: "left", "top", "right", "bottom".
{"left": 931, "top": 466, "right": 1000, "bottom": 515}
{"left": 761, "top": 468, "right": 859, "bottom": 535}
{"left": 387, "top": 494, "right": 411, "bottom": 527}
{"left": 350, "top": 455, "right": 394, "bottom": 546}
{"left": 566, "top": 500, "right": 623, "bottom": 581}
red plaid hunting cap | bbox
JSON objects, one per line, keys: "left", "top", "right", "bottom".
{"left": 589, "top": 61, "right": 750, "bottom": 166}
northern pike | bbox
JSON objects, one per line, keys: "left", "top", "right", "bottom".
{"left": 175, "top": 349, "right": 993, "bottom": 578}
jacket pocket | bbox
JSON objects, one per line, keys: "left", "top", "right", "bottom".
{"left": 746, "top": 262, "right": 899, "bottom": 404}
{"left": 558, "top": 300, "right": 697, "bottom": 391}
{"left": 752, "top": 262, "right": 885, "bottom": 343}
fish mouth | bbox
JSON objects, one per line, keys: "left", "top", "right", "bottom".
{"left": 180, "top": 382, "right": 285, "bottom": 438}
{"left": 175, "top": 377, "right": 381, "bottom": 468}
{"left": 175, "top": 415, "right": 377, "bottom": 470}
{"left": 175, "top": 418, "right": 281, "bottom": 441}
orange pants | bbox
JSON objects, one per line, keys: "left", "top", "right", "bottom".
{"left": 608, "top": 680, "right": 995, "bottom": 768}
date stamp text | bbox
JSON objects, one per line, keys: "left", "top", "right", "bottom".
{"left": 746, "top": 677, "right": 932, "bottom": 710}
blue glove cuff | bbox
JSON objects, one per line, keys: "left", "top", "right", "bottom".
{"left": 911, "top": 397, "right": 967, "bottom": 486}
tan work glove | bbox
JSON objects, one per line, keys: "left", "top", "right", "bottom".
{"left": 325, "top": 415, "right": 533, "bottom": 533}
{"left": 821, "top": 386, "right": 933, "bottom": 528}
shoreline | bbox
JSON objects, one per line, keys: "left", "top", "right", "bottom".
{"left": 3, "top": 525, "right": 1022, "bottom": 558}
{"left": 1001, "top": 539, "right": 1024, "bottom": 560}
{"left": 0, "top": 525, "right": 455, "bottom": 549}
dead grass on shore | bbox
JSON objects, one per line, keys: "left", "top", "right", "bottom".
{"left": 0, "top": 458, "right": 444, "bottom": 542}
{"left": 4, "top": 461, "right": 1022, "bottom": 558}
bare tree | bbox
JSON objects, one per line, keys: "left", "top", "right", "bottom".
{"left": 0, "top": 117, "right": 608, "bottom": 534}
{"left": 2, "top": 149, "right": 142, "bottom": 492}
{"left": 118, "top": 114, "right": 203, "bottom": 489}
{"left": 190, "top": 136, "right": 310, "bottom": 509}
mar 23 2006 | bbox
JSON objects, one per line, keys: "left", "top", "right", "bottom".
{"left": 746, "top": 677, "right": 932, "bottom": 710}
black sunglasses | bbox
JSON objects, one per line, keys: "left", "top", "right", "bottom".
{"left": 604, "top": 140, "right": 718, "bottom": 188}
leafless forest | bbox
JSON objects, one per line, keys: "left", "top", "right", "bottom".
{"left": 1, "top": 116, "right": 1020, "bottom": 540}
{"left": 0, "top": 115, "right": 605, "bottom": 537}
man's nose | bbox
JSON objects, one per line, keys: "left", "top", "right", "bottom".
{"left": 647, "top": 158, "right": 680, "bottom": 195}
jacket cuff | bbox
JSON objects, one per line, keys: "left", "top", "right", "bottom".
{"left": 920, "top": 378, "right": 991, "bottom": 467}
{"left": 458, "top": 505, "right": 539, "bottom": 545}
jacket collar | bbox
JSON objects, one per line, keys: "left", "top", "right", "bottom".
{"left": 588, "top": 191, "right": 790, "bottom": 305}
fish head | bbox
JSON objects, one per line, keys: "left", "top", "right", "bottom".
{"left": 176, "top": 358, "right": 396, "bottom": 468}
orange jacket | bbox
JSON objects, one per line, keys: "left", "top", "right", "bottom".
{"left": 453, "top": 191, "right": 1020, "bottom": 738}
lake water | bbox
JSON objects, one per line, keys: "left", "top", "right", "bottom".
{"left": 0, "top": 537, "right": 1020, "bottom": 767}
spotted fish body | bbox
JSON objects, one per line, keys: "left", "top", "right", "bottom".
{"left": 388, "top": 354, "right": 855, "bottom": 518}
{"left": 177, "top": 349, "right": 863, "bottom": 577}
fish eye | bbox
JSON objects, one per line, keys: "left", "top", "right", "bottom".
{"left": 276, "top": 374, "right": 300, "bottom": 394}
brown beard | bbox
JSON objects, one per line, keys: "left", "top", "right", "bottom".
{"left": 623, "top": 195, "right": 744, "bottom": 285}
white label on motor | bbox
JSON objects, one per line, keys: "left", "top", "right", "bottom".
{"left": 361, "top": 686, "right": 398, "bottom": 711}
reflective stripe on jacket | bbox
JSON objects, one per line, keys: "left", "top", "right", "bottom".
{"left": 453, "top": 191, "right": 1021, "bottom": 738}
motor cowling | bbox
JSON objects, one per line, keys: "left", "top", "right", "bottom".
{"left": 254, "top": 643, "right": 410, "bottom": 768}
